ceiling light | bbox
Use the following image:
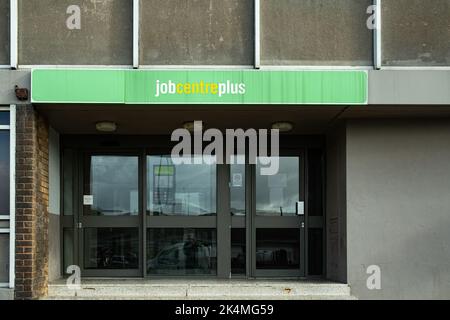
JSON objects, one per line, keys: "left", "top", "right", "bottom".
{"left": 96, "top": 121, "right": 117, "bottom": 132}
{"left": 182, "top": 121, "right": 197, "bottom": 132}
{"left": 271, "top": 121, "right": 294, "bottom": 133}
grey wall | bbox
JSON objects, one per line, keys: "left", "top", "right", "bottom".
{"left": 261, "top": 0, "right": 372, "bottom": 66}
{"left": 369, "top": 71, "right": 450, "bottom": 105}
{"left": 326, "top": 122, "right": 347, "bottom": 283}
{"left": 19, "top": 0, "right": 133, "bottom": 65}
{"left": 140, "top": 0, "right": 254, "bottom": 65}
{"left": 0, "top": 0, "right": 9, "bottom": 65}
{"left": 382, "top": 0, "right": 450, "bottom": 66}
{"left": 346, "top": 119, "right": 450, "bottom": 299}
{"left": 48, "top": 127, "right": 61, "bottom": 281}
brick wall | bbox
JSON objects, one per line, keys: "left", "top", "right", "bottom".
{"left": 15, "top": 105, "right": 49, "bottom": 300}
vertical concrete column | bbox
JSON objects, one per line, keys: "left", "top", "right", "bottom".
{"left": 14, "top": 105, "right": 49, "bottom": 300}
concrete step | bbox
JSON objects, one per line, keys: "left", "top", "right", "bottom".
{"left": 45, "top": 280, "right": 355, "bottom": 300}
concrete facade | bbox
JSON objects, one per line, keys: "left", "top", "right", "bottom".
{"left": 346, "top": 119, "right": 450, "bottom": 299}
{"left": 19, "top": 0, "right": 133, "bottom": 65}
{"left": 261, "top": 0, "right": 372, "bottom": 65}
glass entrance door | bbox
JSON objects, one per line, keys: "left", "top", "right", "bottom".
{"left": 146, "top": 155, "right": 218, "bottom": 276}
{"left": 78, "top": 154, "right": 142, "bottom": 277}
{"left": 230, "top": 154, "right": 306, "bottom": 278}
{"left": 252, "top": 155, "right": 305, "bottom": 277}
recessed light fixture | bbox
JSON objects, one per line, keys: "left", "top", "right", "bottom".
{"left": 96, "top": 121, "right": 117, "bottom": 133}
{"left": 271, "top": 121, "right": 294, "bottom": 133}
{"left": 182, "top": 121, "right": 197, "bottom": 132}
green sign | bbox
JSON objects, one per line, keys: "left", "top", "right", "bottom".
{"left": 31, "top": 69, "right": 367, "bottom": 105}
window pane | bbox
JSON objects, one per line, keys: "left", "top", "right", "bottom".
{"left": 147, "top": 228, "right": 217, "bottom": 275}
{"left": 85, "top": 156, "right": 139, "bottom": 216}
{"left": 261, "top": 0, "right": 373, "bottom": 65}
{"left": 0, "top": 112, "right": 9, "bottom": 125}
{"left": 230, "top": 163, "right": 245, "bottom": 216}
{"left": 256, "top": 157, "right": 300, "bottom": 216}
{"left": 0, "top": 234, "right": 8, "bottom": 282}
{"left": 382, "top": 0, "right": 450, "bottom": 66}
{"left": 19, "top": 0, "right": 133, "bottom": 65}
{"left": 147, "top": 156, "right": 216, "bottom": 216}
{"left": 84, "top": 228, "right": 139, "bottom": 270}
{"left": 0, "top": 131, "right": 10, "bottom": 215}
{"left": 140, "top": 0, "right": 254, "bottom": 65}
{"left": 256, "top": 229, "right": 300, "bottom": 270}
{"left": 0, "top": 0, "right": 9, "bottom": 65}
{"left": 231, "top": 228, "right": 245, "bottom": 275}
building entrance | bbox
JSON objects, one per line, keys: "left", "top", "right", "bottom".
{"left": 62, "top": 136, "right": 324, "bottom": 279}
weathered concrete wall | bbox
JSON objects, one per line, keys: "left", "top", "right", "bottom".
{"left": 326, "top": 122, "right": 347, "bottom": 283}
{"left": 346, "top": 119, "right": 450, "bottom": 299}
{"left": 48, "top": 127, "right": 61, "bottom": 281}
{"left": 0, "top": 0, "right": 9, "bottom": 65}
{"left": 261, "top": 0, "right": 373, "bottom": 65}
{"left": 382, "top": 0, "right": 450, "bottom": 66}
{"left": 140, "top": 0, "right": 254, "bottom": 65}
{"left": 19, "top": 0, "right": 133, "bottom": 65}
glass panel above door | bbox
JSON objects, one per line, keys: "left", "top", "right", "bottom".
{"left": 255, "top": 157, "right": 300, "bottom": 216}
{"left": 84, "top": 156, "right": 139, "bottom": 216}
{"left": 147, "top": 156, "right": 217, "bottom": 216}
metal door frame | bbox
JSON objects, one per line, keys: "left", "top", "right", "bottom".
{"left": 77, "top": 150, "right": 144, "bottom": 277}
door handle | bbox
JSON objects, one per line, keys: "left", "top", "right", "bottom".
{"left": 77, "top": 222, "right": 83, "bottom": 229}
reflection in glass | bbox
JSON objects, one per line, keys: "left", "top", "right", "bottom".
{"left": 147, "top": 156, "right": 216, "bottom": 216}
{"left": 147, "top": 228, "right": 217, "bottom": 275}
{"left": 256, "top": 157, "right": 300, "bottom": 216}
{"left": 256, "top": 229, "right": 300, "bottom": 270}
{"left": 85, "top": 156, "right": 139, "bottom": 216}
{"left": 231, "top": 229, "right": 246, "bottom": 275}
{"left": 230, "top": 163, "right": 245, "bottom": 216}
{"left": 0, "top": 234, "right": 8, "bottom": 282}
{"left": 0, "top": 112, "right": 9, "bottom": 125}
{"left": 84, "top": 228, "right": 139, "bottom": 269}
{"left": 0, "top": 131, "right": 10, "bottom": 215}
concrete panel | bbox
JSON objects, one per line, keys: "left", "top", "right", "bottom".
{"left": 48, "top": 127, "right": 61, "bottom": 281}
{"left": 369, "top": 71, "right": 450, "bottom": 105}
{"left": 261, "top": 0, "right": 373, "bottom": 66}
{"left": 0, "top": 0, "right": 9, "bottom": 65}
{"left": 346, "top": 119, "right": 450, "bottom": 299}
{"left": 0, "top": 70, "right": 31, "bottom": 104}
{"left": 382, "top": 0, "right": 450, "bottom": 66}
{"left": 0, "top": 288, "right": 13, "bottom": 300}
{"left": 49, "top": 127, "right": 60, "bottom": 215}
{"left": 19, "top": 0, "right": 133, "bottom": 65}
{"left": 48, "top": 213, "right": 61, "bottom": 281}
{"left": 140, "top": 0, "right": 254, "bottom": 65}
{"left": 326, "top": 123, "right": 347, "bottom": 283}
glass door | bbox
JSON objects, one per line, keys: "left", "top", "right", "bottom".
{"left": 78, "top": 153, "right": 142, "bottom": 277}
{"left": 146, "top": 155, "right": 218, "bottom": 276}
{"left": 251, "top": 154, "right": 305, "bottom": 277}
